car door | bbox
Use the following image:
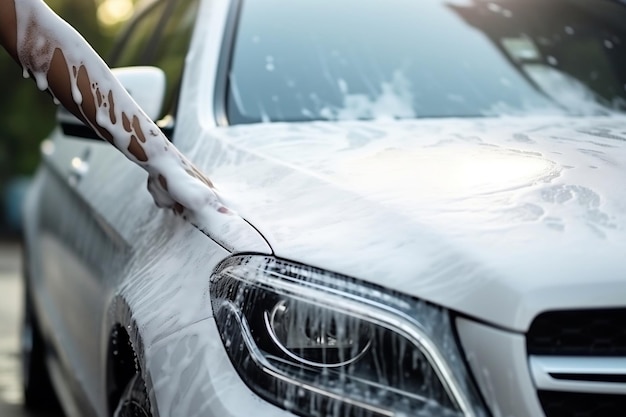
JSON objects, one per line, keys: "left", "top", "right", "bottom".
{"left": 34, "top": 0, "right": 198, "bottom": 412}
{"left": 75, "top": 0, "right": 202, "bottom": 242}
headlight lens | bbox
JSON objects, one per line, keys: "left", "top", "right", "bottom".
{"left": 210, "top": 256, "right": 485, "bottom": 417}
{"left": 265, "top": 298, "right": 373, "bottom": 367}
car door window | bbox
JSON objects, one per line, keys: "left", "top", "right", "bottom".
{"left": 109, "top": 0, "right": 200, "bottom": 120}
{"left": 109, "top": 0, "right": 169, "bottom": 68}
{"left": 151, "top": 0, "right": 200, "bottom": 116}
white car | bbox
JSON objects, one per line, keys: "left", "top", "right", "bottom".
{"left": 22, "top": 0, "right": 626, "bottom": 416}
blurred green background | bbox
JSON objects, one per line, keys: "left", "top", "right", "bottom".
{"left": 0, "top": 0, "right": 136, "bottom": 236}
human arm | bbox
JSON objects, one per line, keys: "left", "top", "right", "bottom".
{"left": 0, "top": 0, "right": 227, "bottom": 219}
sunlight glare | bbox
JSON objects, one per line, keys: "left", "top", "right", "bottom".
{"left": 338, "top": 147, "right": 555, "bottom": 200}
{"left": 97, "top": 0, "right": 135, "bottom": 26}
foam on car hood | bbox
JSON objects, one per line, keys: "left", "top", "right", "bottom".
{"left": 193, "top": 116, "right": 626, "bottom": 332}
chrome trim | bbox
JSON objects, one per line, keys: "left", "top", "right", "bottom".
{"left": 530, "top": 356, "right": 626, "bottom": 394}
{"left": 213, "top": 0, "right": 241, "bottom": 126}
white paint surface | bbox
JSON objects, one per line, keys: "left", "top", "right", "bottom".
{"left": 183, "top": 116, "right": 626, "bottom": 331}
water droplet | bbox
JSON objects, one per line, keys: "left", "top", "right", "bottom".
{"left": 564, "top": 26, "right": 575, "bottom": 35}
{"left": 547, "top": 56, "right": 558, "bottom": 66}
{"left": 604, "top": 39, "right": 614, "bottom": 49}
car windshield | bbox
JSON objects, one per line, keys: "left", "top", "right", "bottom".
{"left": 226, "top": 0, "right": 626, "bottom": 124}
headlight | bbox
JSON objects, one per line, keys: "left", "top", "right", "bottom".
{"left": 210, "top": 256, "right": 486, "bottom": 417}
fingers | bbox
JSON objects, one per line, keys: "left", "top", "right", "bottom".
{"left": 147, "top": 173, "right": 176, "bottom": 209}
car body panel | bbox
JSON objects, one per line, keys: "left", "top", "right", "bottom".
{"left": 181, "top": 116, "right": 626, "bottom": 332}
{"left": 26, "top": 132, "right": 272, "bottom": 417}
{"left": 24, "top": 134, "right": 112, "bottom": 416}
{"left": 146, "top": 318, "right": 295, "bottom": 417}
{"left": 456, "top": 317, "right": 545, "bottom": 417}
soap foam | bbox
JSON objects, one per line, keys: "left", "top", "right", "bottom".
{"left": 13, "top": 0, "right": 228, "bottom": 232}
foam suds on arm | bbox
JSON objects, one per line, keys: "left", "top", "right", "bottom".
{"left": 0, "top": 0, "right": 230, "bottom": 228}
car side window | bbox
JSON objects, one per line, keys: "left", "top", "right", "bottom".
{"left": 109, "top": 1, "right": 169, "bottom": 68}
{"left": 109, "top": 0, "right": 199, "bottom": 120}
{"left": 151, "top": 0, "right": 200, "bottom": 117}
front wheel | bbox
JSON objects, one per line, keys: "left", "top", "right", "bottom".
{"left": 114, "top": 374, "right": 152, "bottom": 417}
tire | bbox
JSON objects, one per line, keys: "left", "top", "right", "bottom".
{"left": 21, "top": 286, "right": 61, "bottom": 411}
{"left": 113, "top": 374, "right": 152, "bottom": 417}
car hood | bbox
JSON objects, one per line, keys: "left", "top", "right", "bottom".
{"left": 195, "top": 116, "right": 626, "bottom": 331}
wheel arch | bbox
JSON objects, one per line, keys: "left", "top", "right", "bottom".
{"left": 104, "top": 295, "right": 157, "bottom": 417}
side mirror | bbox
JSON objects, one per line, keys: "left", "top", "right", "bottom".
{"left": 57, "top": 66, "right": 167, "bottom": 140}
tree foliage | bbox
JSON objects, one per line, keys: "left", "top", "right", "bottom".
{"left": 0, "top": 0, "right": 115, "bottom": 183}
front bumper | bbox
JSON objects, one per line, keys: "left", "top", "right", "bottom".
{"left": 456, "top": 317, "right": 544, "bottom": 417}
{"left": 145, "top": 317, "right": 294, "bottom": 417}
